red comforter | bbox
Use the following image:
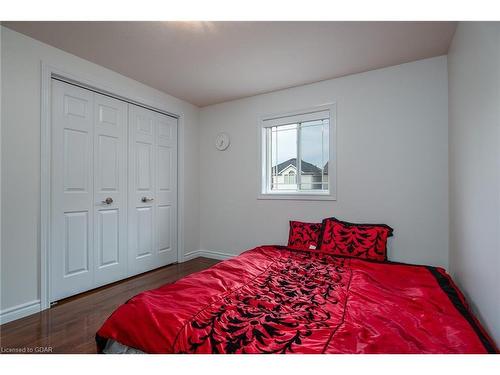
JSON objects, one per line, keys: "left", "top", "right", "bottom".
{"left": 96, "top": 246, "right": 497, "bottom": 354}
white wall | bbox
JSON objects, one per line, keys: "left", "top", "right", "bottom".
{"left": 0, "top": 27, "right": 201, "bottom": 319}
{"left": 448, "top": 22, "right": 500, "bottom": 344}
{"left": 199, "top": 56, "right": 449, "bottom": 267}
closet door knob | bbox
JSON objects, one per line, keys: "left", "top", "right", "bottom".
{"left": 102, "top": 197, "right": 113, "bottom": 205}
{"left": 141, "top": 197, "right": 154, "bottom": 203}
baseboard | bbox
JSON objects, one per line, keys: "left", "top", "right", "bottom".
{"left": 0, "top": 299, "right": 41, "bottom": 325}
{"left": 183, "top": 250, "right": 236, "bottom": 262}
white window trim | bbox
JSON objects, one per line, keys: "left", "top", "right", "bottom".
{"left": 258, "top": 104, "right": 337, "bottom": 201}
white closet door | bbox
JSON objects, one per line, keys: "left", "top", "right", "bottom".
{"left": 128, "top": 104, "right": 177, "bottom": 276}
{"left": 51, "top": 80, "right": 177, "bottom": 301}
{"left": 51, "top": 80, "right": 95, "bottom": 301}
{"left": 51, "top": 81, "right": 129, "bottom": 301}
{"left": 93, "top": 93, "right": 128, "bottom": 287}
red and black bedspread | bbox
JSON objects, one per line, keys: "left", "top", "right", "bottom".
{"left": 96, "top": 246, "right": 497, "bottom": 354}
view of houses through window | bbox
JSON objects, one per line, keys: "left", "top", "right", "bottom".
{"left": 272, "top": 157, "right": 328, "bottom": 190}
{"left": 267, "top": 117, "right": 329, "bottom": 192}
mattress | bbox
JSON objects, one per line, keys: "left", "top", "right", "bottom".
{"left": 102, "top": 339, "right": 145, "bottom": 354}
{"left": 96, "top": 245, "right": 497, "bottom": 354}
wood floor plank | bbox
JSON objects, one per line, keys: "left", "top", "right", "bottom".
{"left": 0, "top": 257, "right": 219, "bottom": 354}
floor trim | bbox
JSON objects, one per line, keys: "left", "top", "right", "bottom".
{"left": 184, "top": 250, "right": 236, "bottom": 261}
{"left": 0, "top": 299, "right": 41, "bottom": 325}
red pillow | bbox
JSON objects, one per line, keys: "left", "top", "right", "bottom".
{"left": 287, "top": 221, "right": 322, "bottom": 250}
{"left": 318, "top": 217, "right": 393, "bottom": 262}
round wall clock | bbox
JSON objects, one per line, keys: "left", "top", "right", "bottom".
{"left": 215, "top": 132, "right": 230, "bottom": 151}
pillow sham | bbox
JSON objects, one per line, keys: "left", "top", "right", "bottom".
{"left": 318, "top": 217, "right": 393, "bottom": 262}
{"left": 287, "top": 221, "right": 322, "bottom": 250}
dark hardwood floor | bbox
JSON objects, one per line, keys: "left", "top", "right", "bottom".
{"left": 0, "top": 257, "right": 219, "bottom": 354}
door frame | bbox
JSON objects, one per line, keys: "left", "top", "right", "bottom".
{"left": 40, "top": 62, "right": 185, "bottom": 310}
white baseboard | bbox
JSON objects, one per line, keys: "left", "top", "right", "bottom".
{"left": 183, "top": 250, "right": 236, "bottom": 262}
{"left": 0, "top": 299, "right": 41, "bottom": 325}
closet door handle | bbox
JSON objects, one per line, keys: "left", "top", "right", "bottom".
{"left": 102, "top": 197, "right": 114, "bottom": 205}
{"left": 141, "top": 197, "right": 154, "bottom": 203}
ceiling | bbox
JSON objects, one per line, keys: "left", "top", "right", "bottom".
{"left": 3, "top": 22, "right": 457, "bottom": 107}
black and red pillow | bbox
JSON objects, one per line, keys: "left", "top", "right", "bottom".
{"left": 287, "top": 221, "right": 322, "bottom": 251}
{"left": 318, "top": 217, "right": 393, "bottom": 262}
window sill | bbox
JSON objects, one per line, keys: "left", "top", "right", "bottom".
{"left": 257, "top": 193, "right": 337, "bottom": 201}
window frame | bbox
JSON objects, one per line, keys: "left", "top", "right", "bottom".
{"left": 258, "top": 104, "right": 337, "bottom": 201}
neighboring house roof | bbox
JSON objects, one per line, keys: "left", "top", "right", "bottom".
{"left": 274, "top": 158, "right": 323, "bottom": 175}
{"left": 323, "top": 161, "right": 328, "bottom": 175}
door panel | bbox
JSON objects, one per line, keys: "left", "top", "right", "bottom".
{"left": 64, "top": 211, "right": 89, "bottom": 276}
{"left": 136, "top": 142, "right": 153, "bottom": 191}
{"left": 97, "top": 209, "right": 119, "bottom": 267}
{"left": 157, "top": 205, "right": 171, "bottom": 253}
{"left": 97, "top": 135, "right": 119, "bottom": 191}
{"left": 93, "top": 93, "right": 128, "bottom": 287}
{"left": 136, "top": 206, "right": 154, "bottom": 258}
{"left": 158, "top": 146, "right": 172, "bottom": 191}
{"left": 63, "top": 129, "right": 89, "bottom": 191}
{"left": 64, "top": 94, "right": 88, "bottom": 118}
{"left": 129, "top": 105, "right": 177, "bottom": 275}
{"left": 51, "top": 80, "right": 94, "bottom": 301}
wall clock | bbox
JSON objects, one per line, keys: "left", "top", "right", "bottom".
{"left": 215, "top": 132, "right": 230, "bottom": 151}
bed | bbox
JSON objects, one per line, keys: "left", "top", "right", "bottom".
{"left": 96, "top": 245, "right": 497, "bottom": 354}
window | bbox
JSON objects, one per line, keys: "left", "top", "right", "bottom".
{"left": 284, "top": 171, "right": 296, "bottom": 185}
{"left": 260, "top": 106, "right": 336, "bottom": 200}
